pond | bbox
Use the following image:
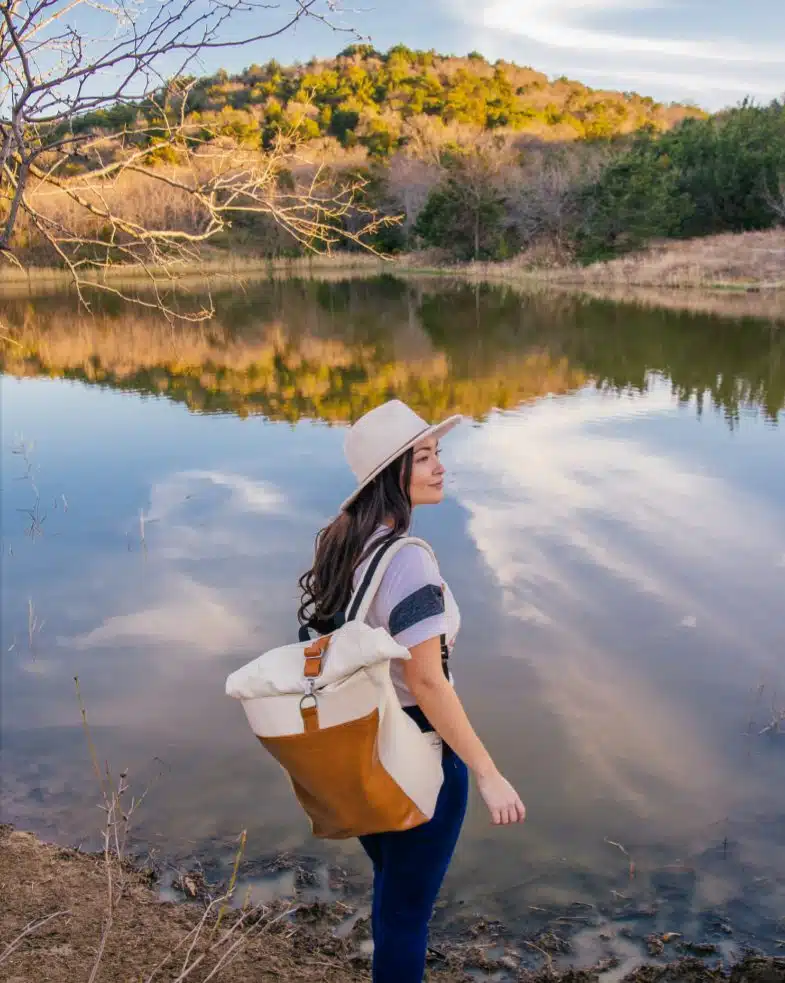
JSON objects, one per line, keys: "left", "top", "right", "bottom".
{"left": 1, "top": 276, "right": 784, "bottom": 942}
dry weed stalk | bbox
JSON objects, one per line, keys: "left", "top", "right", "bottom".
{"left": 27, "top": 596, "right": 43, "bottom": 655}
{"left": 72, "top": 676, "right": 299, "bottom": 980}
{"left": 759, "top": 694, "right": 785, "bottom": 738}
{"left": 522, "top": 938, "right": 555, "bottom": 976}
{"left": 11, "top": 438, "right": 47, "bottom": 539}
{"left": 746, "top": 683, "right": 785, "bottom": 738}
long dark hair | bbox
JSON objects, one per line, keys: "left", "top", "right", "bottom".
{"left": 298, "top": 449, "right": 413, "bottom": 626}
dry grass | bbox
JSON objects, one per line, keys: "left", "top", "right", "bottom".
{"left": 442, "top": 229, "right": 785, "bottom": 292}
{"left": 397, "top": 230, "right": 785, "bottom": 322}
{"left": 0, "top": 251, "right": 388, "bottom": 286}
{"left": 545, "top": 230, "right": 785, "bottom": 290}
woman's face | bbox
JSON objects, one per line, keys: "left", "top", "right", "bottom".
{"left": 408, "top": 437, "right": 445, "bottom": 507}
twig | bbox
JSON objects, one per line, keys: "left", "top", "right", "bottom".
{"left": 0, "top": 910, "right": 70, "bottom": 965}
{"left": 604, "top": 837, "right": 636, "bottom": 879}
{"left": 522, "top": 939, "right": 554, "bottom": 976}
{"left": 27, "top": 597, "right": 44, "bottom": 656}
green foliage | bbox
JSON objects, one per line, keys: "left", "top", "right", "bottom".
{"left": 576, "top": 100, "right": 785, "bottom": 260}
{"left": 415, "top": 167, "right": 511, "bottom": 261}
{"left": 328, "top": 108, "right": 360, "bottom": 142}
{"left": 66, "top": 46, "right": 697, "bottom": 161}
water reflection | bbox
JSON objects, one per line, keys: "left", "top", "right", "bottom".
{"left": 1, "top": 278, "right": 784, "bottom": 934}
{"left": 1, "top": 278, "right": 783, "bottom": 424}
{"left": 453, "top": 389, "right": 784, "bottom": 818}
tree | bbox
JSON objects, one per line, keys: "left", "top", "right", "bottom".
{"left": 0, "top": 0, "right": 392, "bottom": 318}
{"left": 575, "top": 101, "right": 785, "bottom": 260}
{"left": 415, "top": 146, "right": 512, "bottom": 261}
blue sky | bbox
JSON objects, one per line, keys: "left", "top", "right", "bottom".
{"left": 205, "top": 0, "right": 785, "bottom": 110}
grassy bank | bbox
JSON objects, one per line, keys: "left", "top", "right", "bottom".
{"left": 2, "top": 229, "right": 784, "bottom": 323}
{"left": 2, "top": 825, "right": 785, "bottom": 983}
{"left": 438, "top": 229, "right": 785, "bottom": 292}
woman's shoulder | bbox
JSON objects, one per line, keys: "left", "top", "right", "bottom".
{"left": 386, "top": 538, "right": 441, "bottom": 585}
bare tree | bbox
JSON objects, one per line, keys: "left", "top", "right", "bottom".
{"left": 505, "top": 145, "right": 608, "bottom": 259}
{"left": 386, "top": 153, "right": 442, "bottom": 234}
{"left": 0, "top": 0, "right": 392, "bottom": 318}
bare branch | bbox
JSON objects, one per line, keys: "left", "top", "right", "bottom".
{"left": 0, "top": 0, "right": 383, "bottom": 317}
{"left": 0, "top": 910, "right": 71, "bottom": 966}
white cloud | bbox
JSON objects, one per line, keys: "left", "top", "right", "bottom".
{"left": 576, "top": 66, "right": 781, "bottom": 98}
{"left": 444, "top": 0, "right": 785, "bottom": 106}
{"left": 137, "top": 469, "right": 305, "bottom": 562}
{"left": 468, "top": 0, "right": 782, "bottom": 63}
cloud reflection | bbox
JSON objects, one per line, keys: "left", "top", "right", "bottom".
{"left": 451, "top": 383, "right": 784, "bottom": 822}
{"left": 70, "top": 577, "right": 255, "bottom": 657}
{"left": 59, "top": 468, "right": 306, "bottom": 726}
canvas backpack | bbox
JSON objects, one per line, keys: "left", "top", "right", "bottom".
{"left": 225, "top": 536, "right": 445, "bottom": 840}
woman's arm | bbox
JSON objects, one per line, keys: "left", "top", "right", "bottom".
{"left": 402, "top": 637, "right": 526, "bottom": 826}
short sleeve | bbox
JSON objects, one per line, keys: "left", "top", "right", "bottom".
{"left": 374, "top": 544, "right": 447, "bottom": 649}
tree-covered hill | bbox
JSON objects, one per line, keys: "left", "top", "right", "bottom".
{"left": 76, "top": 44, "right": 705, "bottom": 156}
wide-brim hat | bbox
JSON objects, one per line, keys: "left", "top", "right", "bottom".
{"left": 341, "top": 400, "right": 462, "bottom": 511}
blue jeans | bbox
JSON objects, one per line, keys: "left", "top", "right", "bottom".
{"left": 359, "top": 708, "right": 469, "bottom": 983}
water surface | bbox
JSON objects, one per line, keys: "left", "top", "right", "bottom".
{"left": 2, "top": 278, "right": 784, "bottom": 938}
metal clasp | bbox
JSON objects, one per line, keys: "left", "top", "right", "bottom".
{"left": 299, "top": 692, "right": 317, "bottom": 712}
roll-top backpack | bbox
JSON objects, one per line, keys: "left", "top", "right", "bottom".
{"left": 225, "top": 536, "right": 445, "bottom": 840}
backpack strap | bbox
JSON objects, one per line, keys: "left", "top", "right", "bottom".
{"left": 300, "top": 536, "right": 450, "bottom": 683}
{"left": 347, "top": 535, "right": 436, "bottom": 624}
{"left": 347, "top": 536, "right": 451, "bottom": 681}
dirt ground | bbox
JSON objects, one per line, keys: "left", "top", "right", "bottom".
{"left": 0, "top": 826, "right": 372, "bottom": 983}
{"left": 2, "top": 825, "right": 785, "bottom": 983}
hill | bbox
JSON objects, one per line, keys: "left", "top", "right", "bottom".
{"left": 78, "top": 45, "right": 704, "bottom": 158}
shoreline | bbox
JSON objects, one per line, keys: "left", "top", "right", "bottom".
{"left": 2, "top": 230, "right": 784, "bottom": 324}
{"left": 3, "top": 824, "right": 785, "bottom": 983}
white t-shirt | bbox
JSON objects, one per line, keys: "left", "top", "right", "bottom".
{"left": 352, "top": 530, "right": 461, "bottom": 707}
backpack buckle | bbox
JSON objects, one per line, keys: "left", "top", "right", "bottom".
{"left": 303, "top": 635, "right": 330, "bottom": 679}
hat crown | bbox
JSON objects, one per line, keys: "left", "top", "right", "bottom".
{"left": 345, "top": 400, "right": 429, "bottom": 483}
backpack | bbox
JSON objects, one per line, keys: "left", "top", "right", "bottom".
{"left": 225, "top": 536, "right": 445, "bottom": 840}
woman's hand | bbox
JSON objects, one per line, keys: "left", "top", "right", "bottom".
{"left": 476, "top": 770, "right": 527, "bottom": 825}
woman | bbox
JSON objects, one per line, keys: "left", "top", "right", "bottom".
{"left": 299, "top": 399, "right": 526, "bottom": 983}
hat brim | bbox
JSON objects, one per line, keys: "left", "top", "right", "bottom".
{"left": 340, "top": 414, "right": 462, "bottom": 512}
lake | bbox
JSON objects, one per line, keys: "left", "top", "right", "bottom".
{"left": 1, "top": 276, "right": 784, "bottom": 944}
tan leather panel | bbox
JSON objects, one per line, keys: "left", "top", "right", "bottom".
{"left": 259, "top": 709, "right": 429, "bottom": 839}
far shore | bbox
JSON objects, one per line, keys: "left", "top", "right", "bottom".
{"left": 2, "top": 229, "right": 784, "bottom": 323}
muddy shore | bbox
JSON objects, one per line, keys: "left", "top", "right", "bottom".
{"left": 2, "top": 825, "right": 784, "bottom": 983}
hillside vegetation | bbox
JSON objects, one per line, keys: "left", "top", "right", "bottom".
{"left": 7, "top": 46, "right": 785, "bottom": 272}
{"left": 73, "top": 45, "right": 701, "bottom": 155}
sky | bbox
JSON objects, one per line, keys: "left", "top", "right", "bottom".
{"left": 207, "top": 0, "right": 785, "bottom": 111}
